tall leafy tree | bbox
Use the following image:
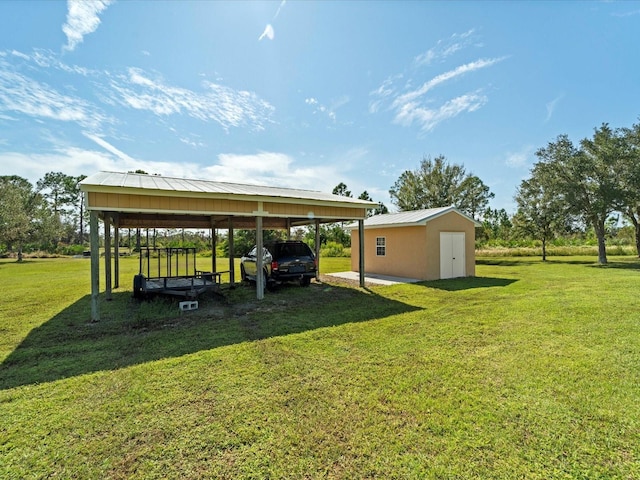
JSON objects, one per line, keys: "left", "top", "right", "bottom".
{"left": 0, "top": 176, "right": 46, "bottom": 261}
{"left": 536, "top": 126, "right": 624, "bottom": 264}
{"left": 332, "top": 182, "right": 352, "bottom": 198}
{"left": 36, "top": 172, "right": 87, "bottom": 244}
{"left": 513, "top": 164, "right": 571, "bottom": 261}
{"left": 358, "top": 190, "right": 388, "bottom": 217}
{"left": 619, "top": 121, "right": 640, "bottom": 256}
{"left": 389, "top": 155, "right": 494, "bottom": 218}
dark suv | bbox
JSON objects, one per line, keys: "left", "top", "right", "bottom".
{"left": 240, "top": 240, "right": 317, "bottom": 289}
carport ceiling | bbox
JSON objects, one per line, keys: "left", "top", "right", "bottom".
{"left": 80, "top": 171, "right": 377, "bottom": 229}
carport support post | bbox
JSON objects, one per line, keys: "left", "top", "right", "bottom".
{"left": 210, "top": 218, "right": 216, "bottom": 274}
{"left": 256, "top": 216, "right": 264, "bottom": 300}
{"left": 228, "top": 218, "right": 235, "bottom": 285}
{"left": 113, "top": 215, "right": 119, "bottom": 289}
{"left": 358, "top": 219, "right": 365, "bottom": 288}
{"left": 89, "top": 210, "right": 100, "bottom": 321}
{"left": 104, "top": 213, "right": 112, "bottom": 301}
{"left": 315, "top": 219, "right": 321, "bottom": 281}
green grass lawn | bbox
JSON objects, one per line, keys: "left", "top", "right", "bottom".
{"left": 1, "top": 255, "right": 639, "bottom": 478}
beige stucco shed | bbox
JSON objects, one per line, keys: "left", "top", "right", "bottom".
{"left": 349, "top": 206, "right": 481, "bottom": 281}
{"left": 80, "top": 171, "right": 377, "bottom": 320}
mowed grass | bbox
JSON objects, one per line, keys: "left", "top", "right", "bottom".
{"left": 1, "top": 255, "right": 639, "bottom": 479}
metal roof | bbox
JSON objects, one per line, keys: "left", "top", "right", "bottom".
{"left": 347, "top": 206, "right": 481, "bottom": 229}
{"left": 80, "top": 171, "right": 377, "bottom": 207}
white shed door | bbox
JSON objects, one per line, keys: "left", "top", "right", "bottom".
{"left": 440, "top": 232, "right": 465, "bottom": 279}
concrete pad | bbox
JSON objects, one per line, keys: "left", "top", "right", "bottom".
{"left": 326, "top": 271, "right": 422, "bottom": 285}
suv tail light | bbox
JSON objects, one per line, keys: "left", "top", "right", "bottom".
{"left": 271, "top": 260, "right": 279, "bottom": 271}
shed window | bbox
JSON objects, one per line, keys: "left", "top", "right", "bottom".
{"left": 376, "top": 237, "right": 386, "bottom": 256}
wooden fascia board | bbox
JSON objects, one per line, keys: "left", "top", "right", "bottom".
{"left": 80, "top": 184, "right": 376, "bottom": 210}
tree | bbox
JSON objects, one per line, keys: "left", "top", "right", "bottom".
{"left": 36, "top": 172, "right": 86, "bottom": 244}
{"left": 332, "top": 182, "right": 352, "bottom": 198}
{"left": 0, "top": 176, "right": 47, "bottom": 261}
{"left": 619, "top": 121, "right": 640, "bottom": 256}
{"left": 389, "top": 155, "right": 494, "bottom": 218}
{"left": 357, "top": 190, "right": 388, "bottom": 217}
{"left": 480, "top": 207, "right": 513, "bottom": 244}
{"left": 536, "top": 126, "right": 624, "bottom": 265}
{"left": 512, "top": 165, "right": 571, "bottom": 261}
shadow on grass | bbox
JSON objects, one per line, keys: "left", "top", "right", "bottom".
{"left": 0, "top": 281, "right": 421, "bottom": 390}
{"left": 476, "top": 258, "right": 539, "bottom": 267}
{"left": 586, "top": 260, "right": 640, "bottom": 270}
{"left": 419, "top": 276, "right": 517, "bottom": 291}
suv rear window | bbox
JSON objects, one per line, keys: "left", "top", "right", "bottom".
{"left": 272, "top": 243, "right": 312, "bottom": 258}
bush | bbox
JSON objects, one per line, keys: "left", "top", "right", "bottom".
{"left": 320, "top": 242, "right": 350, "bottom": 257}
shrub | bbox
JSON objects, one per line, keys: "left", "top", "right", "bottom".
{"left": 320, "top": 242, "right": 351, "bottom": 257}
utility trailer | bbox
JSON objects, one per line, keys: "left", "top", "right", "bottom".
{"left": 133, "top": 247, "right": 221, "bottom": 299}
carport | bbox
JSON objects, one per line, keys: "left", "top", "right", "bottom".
{"left": 80, "top": 171, "right": 377, "bottom": 321}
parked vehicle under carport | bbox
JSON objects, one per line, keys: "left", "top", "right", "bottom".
{"left": 240, "top": 240, "right": 317, "bottom": 290}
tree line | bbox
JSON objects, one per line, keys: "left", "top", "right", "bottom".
{"left": 382, "top": 120, "right": 640, "bottom": 264}
{"left": 2, "top": 119, "right": 639, "bottom": 263}
{"left": 0, "top": 173, "right": 87, "bottom": 261}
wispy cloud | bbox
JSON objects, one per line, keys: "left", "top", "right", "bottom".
{"left": 370, "top": 30, "right": 506, "bottom": 133}
{"left": 611, "top": 8, "right": 640, "bottom": 18}
{"left": 62, "top": 0, "right": 114, "bottom": 52}
{"left": 545, "top": 94, "right": 564, "bottom": 122}
{"left": 83, "top": 132, "right": 135, "bottom": 162}
{"left": 258, "top": 24, "right": 275, "bottom": 41}
{"left": 393, "top": 57, "right": 506, "bottom": 109}
{"left": 259, "top": 0, "right": 286, "bottom": 41}
{"left": 203, "top": 151, "right": 349, "bottom": 193}
{"left": 108, "top": 68, "right": 275, "bottom": 131}
{"left": 0, "top": 60, "right": 108, "bottom": 130}
{"left": 413, "top": 29, "right": 478, "bottom": 67}
{"left": 304, "top": 95, "right": 349, "bottom": 123}
{"left": 393, "top": 92, "right": 488, "bottom": 132}
{"left": 504, "top": 145, "right": 534, "bottom": 168}
{"left": 0, "top": 49, "right": 275, "bottom": 145}
{"left": 274, "top": 0, "right": 287, "bottom": 20}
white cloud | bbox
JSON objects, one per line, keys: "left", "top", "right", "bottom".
{"left": 83, "top": 132, "right": 135, "bottom": 162}
{"left": 545, "top": 94, "right": 564, "bottom": 122}
{"left": 62, "top": 0, "right": 114, "bottom": 52}
{"left": 393, "top": 92, "right": 488, "bottom": 132}
{"left": 393, "top": 57, "right": 507, "bottom": 109}
{"left": 505, "top": 145, "right": 535, "bottom": 168}
{"left": 371, "top": 49, "right": 507, "bottom": 132}
{"left": 0, "top": 65, "right": 108, "bottom": 130}
{"left": 413, "top": 29, "right": 477, "bottom": 67}
{"left": 304, "top": 95, "right": 349, "bottom": 123}
{"left": 202, "top": 152, "right": 349, "bottom": 193}
{"left": 108, "top": 68, "right": 275, "bottom": 131}
{"left": 258, "top": 0, "right": 286, "bottom": 41}
{"left": 274, "top": 0, "right": 287, "bottom": 20}
{"left": 259, "top": 24, "right": 275, "bottom": 41}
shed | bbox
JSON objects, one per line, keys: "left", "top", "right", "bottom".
{"left": 349, "top": 206, "right": 481, "bottom": 281}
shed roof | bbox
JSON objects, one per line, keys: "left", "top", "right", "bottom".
{"left": 347, "top": 206, "right": 481, "bottom": 230}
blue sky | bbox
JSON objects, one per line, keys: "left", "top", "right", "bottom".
{"left": 1, "top": 1, "right": 639, "bottom": 214}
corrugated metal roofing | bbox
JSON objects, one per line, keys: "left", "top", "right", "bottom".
{"left": 80, "top": 171, "right": 377, "bottom": 206}
{"left": 347, "top": 206, "right": 481, "bottom": 229}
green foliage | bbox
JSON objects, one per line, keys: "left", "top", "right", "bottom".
{"left": 319, "top": 241, "right": 350, "bottom": 257}
{"left": 389, "top": 155, "right": 493, "bottom": 218}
